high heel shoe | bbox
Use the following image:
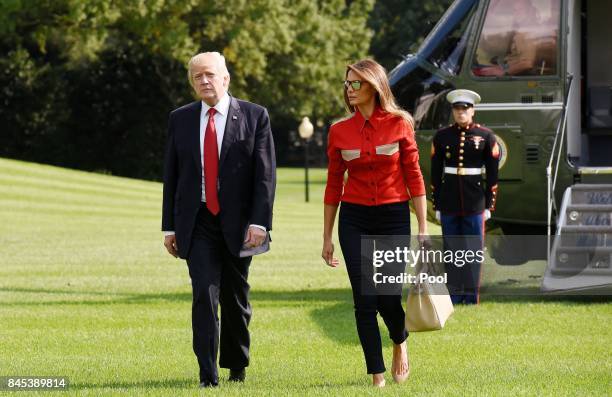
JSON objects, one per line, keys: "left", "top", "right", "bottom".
{"left": 392, "top": 359, "right": 410, "bottom": 384}
{"left": 391, "top": 343, "right": 410, "bottom": 384}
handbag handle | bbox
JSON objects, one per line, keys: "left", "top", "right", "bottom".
{"left": 413, "top": 258, "right": 432, "bottom": 287}
{"left": 416, "top": 257, "right": 432, "bottom": 276}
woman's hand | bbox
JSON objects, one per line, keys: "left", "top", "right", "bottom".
{"left": 417, "top": 232, "right": 432, "bottom": 250}
{"left": 322, "top": 204, "right": 340, "bottom": 267}
{"left": 322, "top": 239, "right": 339, "bottom": 267}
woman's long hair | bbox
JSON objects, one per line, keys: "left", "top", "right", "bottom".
{"left": 344, "top": 59, "right": 414, "bottom": 127}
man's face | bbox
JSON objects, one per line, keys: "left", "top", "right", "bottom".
{"left": 452, "top": 104, "right": 475, "bottom": 126}
{"left": 190, "top": 56, "right": 229, "bottom": 106}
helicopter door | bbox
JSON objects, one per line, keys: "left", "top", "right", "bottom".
{"left": 583, "top": 0, "right": 612, "bottom": 166}
{"left": 469, "top": 0, "right": 561, "bottom": 182}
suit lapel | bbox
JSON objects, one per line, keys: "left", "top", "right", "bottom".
{"left": 219, "top": 96, "right": 242, "bottom": 169}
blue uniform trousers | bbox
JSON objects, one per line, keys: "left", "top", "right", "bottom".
{"left": 440, "top": 212, "right": 484, "bottom": 304}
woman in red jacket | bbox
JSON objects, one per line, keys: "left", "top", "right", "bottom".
{"left": 322, "top": 59, "right": 428, "bottom": 387}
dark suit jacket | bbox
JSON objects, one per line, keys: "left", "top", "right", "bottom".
{"left": 161, "top": 96, "right": 276, "bottom": 259}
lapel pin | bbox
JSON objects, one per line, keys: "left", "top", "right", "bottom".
{"left": 232, "top": 115, "right": 237, "bottom": 120}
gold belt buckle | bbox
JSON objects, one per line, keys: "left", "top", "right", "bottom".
{"left": 457, "top": 168, "right": 466, "bottom": 176}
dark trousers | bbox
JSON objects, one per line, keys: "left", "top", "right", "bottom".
{"left": 440, "top": 212, "right": 484, "bottom": 305}
{"left": 338, "top": 201, "right": 410, "bottom": 374}
{"left": 186, "top": 204, "right": 252, "bottom": 384}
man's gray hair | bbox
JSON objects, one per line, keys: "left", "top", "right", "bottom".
{"left": 187, "top": 52, "right": 230, "bottom": 86}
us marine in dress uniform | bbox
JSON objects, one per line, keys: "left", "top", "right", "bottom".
{"left": 431, "top": 89, "right": 500, "bottom": 304}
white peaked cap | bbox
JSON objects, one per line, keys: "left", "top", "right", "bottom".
{"left": 446, "top": 89, "right": 482, "bottom": 105}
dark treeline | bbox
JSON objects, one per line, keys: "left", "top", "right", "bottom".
{"left": 0, "top": 0, "right": 450, "bottom": 180}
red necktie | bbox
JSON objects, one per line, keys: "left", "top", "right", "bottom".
{"left": 204, "top": 108, "right": 220, "bottom": 215}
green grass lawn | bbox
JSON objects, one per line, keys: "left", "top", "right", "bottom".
{"left": 0, "top": 157, "right": 610, "bottom": 396}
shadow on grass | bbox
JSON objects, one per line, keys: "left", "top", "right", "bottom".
{"left": 0, "top": 286, "right": 360, "bottom": 345}
{"left": 0, "top": 287, "right": 190, "bottom": 306}
{"left": 2, "top": 285, "right": 609, "bottom": 306}
{"left": 309, "top": 302, "right": 358, "bottom": 345}
{"left": 3, "top": 286, "right": 609, "bottom": 349}
{"left": 0, "top": 287, "right": 354, "bottom": 306}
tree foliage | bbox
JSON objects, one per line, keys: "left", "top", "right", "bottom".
{"left": 0, "top": 0, "right": 454, "bottom": 178}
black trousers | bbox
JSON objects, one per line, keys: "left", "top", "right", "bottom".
{"left": 338, "top": 201, "right": 410, "bottom": 374}
{"left": 186, "top": 204, "right": 252, "bottom": 384}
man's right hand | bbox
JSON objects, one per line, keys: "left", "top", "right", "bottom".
{"left": 164, "top": 235, "right": 178, "bottom": 258}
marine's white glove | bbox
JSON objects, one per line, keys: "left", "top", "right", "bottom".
{"left": 484, "top": 209, "right": 491, "bottom": 220}
{"left": 435, "top": 211, "right": 441, "bottom": 221}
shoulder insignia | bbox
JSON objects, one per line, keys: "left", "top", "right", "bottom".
{"left": 492, "top": 142, "right": 500, "bottom": 159}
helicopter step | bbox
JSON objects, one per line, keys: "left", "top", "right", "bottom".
{"left": 576, "top": 167, "right": 612, "bottom": 184}
{"left": 543, "top": 184, "right": 612, "bottom": 293}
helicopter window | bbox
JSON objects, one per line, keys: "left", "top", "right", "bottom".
{"left": 472, "top": 0, "right": 560, "bottom": 77}
{"left": 392, "top": 67, "right": 454, "bottom": 130}
{"left": 425, "top": 2, "right": 478, "bottom": 76}
{"left": 414, "top": 89, "right": 453, "bottom": 130}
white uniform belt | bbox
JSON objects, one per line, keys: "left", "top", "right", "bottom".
{"left": 444, "top": 166, "right": 482, "bottom": 175}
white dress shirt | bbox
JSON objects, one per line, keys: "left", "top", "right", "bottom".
{"left": 164, "top": 92, "right": 265, "bottom": 236}
{"left": 200, "top": 92, "right": 231, "bottom": 202}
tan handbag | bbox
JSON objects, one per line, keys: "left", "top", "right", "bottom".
{"left": 405, "top": 260, "right": 454, "bottom": 332}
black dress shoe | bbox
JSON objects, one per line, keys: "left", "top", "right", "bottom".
{"left": 199, "top": 381, "right": 218, "bottom": 388}
{"left": 228, "top": 368, "right": 246, "bottom": 382}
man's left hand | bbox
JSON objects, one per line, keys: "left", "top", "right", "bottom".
{"left": 244, "top": 226, "right": 267, "bottom": 248}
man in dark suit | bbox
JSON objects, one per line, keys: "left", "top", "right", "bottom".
{"left": 161, "top": 52, "right": 276, "bottom": 388}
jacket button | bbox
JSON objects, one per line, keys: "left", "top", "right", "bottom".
{"left": 459, "top": 149, "right": 464, "bottom": 153}
{"left": 459, "top": 162, "right": 464, "bottom": 167}
{"left": 459, "top": 156, "right": 463, "bottom": 160}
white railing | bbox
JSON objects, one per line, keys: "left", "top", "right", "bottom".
{"left": 546, "top": 74, "right": 574, "bottom": 263}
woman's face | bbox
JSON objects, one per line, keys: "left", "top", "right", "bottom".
{"left": 345, "top": 70, "right": 376, "bottom": 108}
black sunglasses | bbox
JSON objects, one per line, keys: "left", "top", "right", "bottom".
{"left": 343, "top": 80, "right": 363, "bottom": 91}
